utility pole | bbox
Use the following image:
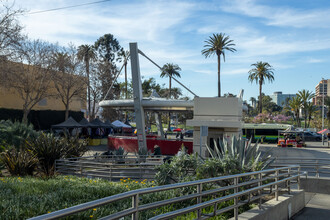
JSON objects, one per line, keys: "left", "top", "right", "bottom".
{"left": 322, "top": 78, "right": 325, "bottom": 145}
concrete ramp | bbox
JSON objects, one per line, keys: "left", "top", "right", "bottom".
{"left": 292, "top": 193, "right": 330, "bottom": 220}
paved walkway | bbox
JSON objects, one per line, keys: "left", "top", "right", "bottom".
{"left": 292, "top": 193, "right": 330, "bottom": 219}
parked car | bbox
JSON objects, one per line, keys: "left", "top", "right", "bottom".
{"left": 184, "top": 130, "right": 193, "bottom": 137}
{"left": 303, "top": 132, "right": 322, "bottom": 141}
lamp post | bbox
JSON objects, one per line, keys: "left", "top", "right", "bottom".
{"left": 322, "top": 78, "right": 325, "bottom": 145}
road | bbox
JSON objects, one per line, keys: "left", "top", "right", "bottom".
{"left": 260, "top": 141, "right": 330, "bottom": 159}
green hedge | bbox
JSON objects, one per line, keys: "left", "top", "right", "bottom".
{"left": 0, "top": 108, "right": 84, "bottom": 130}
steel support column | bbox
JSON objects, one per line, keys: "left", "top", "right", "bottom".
{"left": 130, "top": 43, "right": 147, "bottom": 151}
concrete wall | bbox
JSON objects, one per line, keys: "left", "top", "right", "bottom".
{"left": 301, "top": 177, "right": 330, "bottom": 194}
{"left": 187, "top": 97, "right": 243, "bottom": 157}
{"left": 230, "top": 190, "right": 305, "bottom": 220}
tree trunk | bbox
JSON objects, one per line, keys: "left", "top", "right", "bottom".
{"left": 125, "top": 63, "right": 128, "bottom": 99}
{"left": 22, "top": 108, "right": 30, "bottom": 124}
{"left": 217, "top": 54, "right": 221, "bottom": 97}
{"left": 65, "top": 103, "right": 69, "bottom": 120}
{"left": 124, "top": 63, "right": 128, "bottom": 121}
{"left": 259, "top": 82, "right": 263, "bottom": 113}
{"left": 168, "top": 77, "right": 171, "bottom": 131}
{"left": 86, "top": 60, "right": 91, "bottom": 121}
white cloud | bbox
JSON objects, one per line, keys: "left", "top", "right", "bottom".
{"left": 307, "top": 58, "right": 324, "bottom": 63}
{"left": 221, "top": 0, "right": 330, "bottom": 28}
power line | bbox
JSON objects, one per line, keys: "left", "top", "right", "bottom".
{"left": 28, "top": 0, "right": 112, "bottom": 15}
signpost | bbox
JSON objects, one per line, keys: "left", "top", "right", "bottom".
{"left": 200, "top": 126, "right": 208, "bottom": 156}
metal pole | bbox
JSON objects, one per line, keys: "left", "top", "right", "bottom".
{"left": 234, "top": 177, "right": 238, "bottom": 220}
{"left": 130, "top": 43, "right": 147, "bottom": 151}
{"left": 258, "top": 173, "right": 262, "bottom": 209}
{"left": 197, "top": 183, "right": 202, "bottom": 218}
{"left": 132, "top": 194, "right": 139, "bottom": 220}
{"left": 322, "top": 78, "right": 325, "bottom": 145}
{"left": 275, "top": 170, "right": 279, "bottom": 201}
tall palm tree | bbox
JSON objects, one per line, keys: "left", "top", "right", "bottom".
{"left": 248, "top": 62, "right": 274, "bottom": 113}
{"left": 202, "top": 33, "right": 236, "bottom": 97}
{"left": 297, "top": 89, "right": 315, "bottom": 128}
{"left": 160, "top": 63, "right": 181, "bottom": 99}
{"left": 160, "top": 63, "right": 181, "bottom": 131}
{"left": 289, "top": 96, "right": 302, "bottom": 127}
{"left": 77, "top": 45, "right": 96, "bottom": 121}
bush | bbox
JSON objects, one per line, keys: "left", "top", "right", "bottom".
{"left": 64, "top": 135, "right": 89, "bottom": 158}
{"left": 25, "top": 133, "right": 66, "bottom": 176}
{"left": 0, "top": 148, "right": 38, "bottom": 176}
{"left": 0, "top": 120, "right": 38, "bottom": 150}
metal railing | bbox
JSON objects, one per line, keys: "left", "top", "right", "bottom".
{"left": 30, "top": 165, "right": 305, "bottom": 220}
{"left": 55, "top": 155, "right": 167, "bottom": 181}
{"left": 272, "top": 157, "right": 330, "bottom": 178}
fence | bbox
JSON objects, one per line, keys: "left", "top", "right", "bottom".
{"left": 30, "top": 165, "right": 305, "bottom": 220}
{"left": 272, "top": 157, "right": 330, "bottom": 178}
{"left": 55, "top": 155, "right": 166, "bottom": 181}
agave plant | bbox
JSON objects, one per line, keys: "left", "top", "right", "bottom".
{"left": 206, "top": 136, "right": 273, "bottom": 171}
{"left": 134, "top": 147, "right": 151, "bottom": 163}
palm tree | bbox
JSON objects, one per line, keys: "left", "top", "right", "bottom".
{"left": 249, "top": 97, "right": 257, "bottom": 108}
{"left": 306, "top": 102, "right": 316, "bottom": 128}
{"left": 248, "top": 62, "right": 274, "bottom": 113}
{"left": 202, "top": 33, "right": 236, "bottom": 97}
{"left": 77, "top": 45, "right": 96, "bottom": 121}
{"left": 297, "top": 89, "right": 315, "bottom": 128}
{"left": 118, "top": 49, "right": 130, "bottom": 99}
{"left": 289, "top": 96, "right": 302, "bottom": 127}
{"left": 160, "top": 63, "right": 181, "bottom": 131}
{"left": 160, "top": 63, "right": 181, "bottom": 99}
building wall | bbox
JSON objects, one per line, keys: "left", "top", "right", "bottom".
{"left": 270, "top": 91, "right": 296, "bottom": 107}
{"left": 0, "top": 62, "right": 86, "bottom": 112}
{"left": 314, "top": 79, "right": 330, "bottom": 105}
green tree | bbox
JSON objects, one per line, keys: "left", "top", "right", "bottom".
{"left": 297, "top": 89, "right": 314, "bottom": 128}
{"left": 77, "top": 44, "right": 96, "bottom": 121}
{"left": 202, "top": 33, "right": 236, "bottom": 97}
{"left": 289, "top": 96, "right": 302, "bottom": 127}
{"left": 160, "top": 63, "right": 181, "bottom": 130}
{"left": 248, "top": 61, "right": 275, "bottom": 113}
{"left": 306, "top": 102, "right": 316, "bottom": 128}
{"left": 160, "top": 63, "right": 181, "bottom": 99}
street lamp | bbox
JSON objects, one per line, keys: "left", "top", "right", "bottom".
{"left": 322, "top": 78, "right": 325, "bottom": 145}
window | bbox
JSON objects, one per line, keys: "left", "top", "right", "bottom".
{"left": 38, "top": 98, "right": 47, "bottom": 106}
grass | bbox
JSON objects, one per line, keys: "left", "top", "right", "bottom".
{"left": 0, "top": 176, "right": 253, "bottom": 219}
{"left": 0, "top": 176, "right": 156, "bottom": 219}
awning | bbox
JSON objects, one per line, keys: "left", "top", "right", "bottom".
{"left": 52, "top": 117, "right": 82, "bottom": 128}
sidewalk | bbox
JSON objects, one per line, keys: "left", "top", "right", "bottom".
{"left": 292, "top": 193, "right": 330, "bottom": 219}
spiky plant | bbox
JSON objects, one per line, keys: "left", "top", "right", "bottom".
{"left": 0, "top": 120, "right": 38, "bottom": 150}
{"left": 206, "top": 136, "right": 273, "bottom": 171}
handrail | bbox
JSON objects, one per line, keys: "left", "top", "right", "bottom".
{"left": 273, "top": 157, "right": 330, "bottom": 178}
{"left": 29, "top": 165, "right": 304, "bottom": 220}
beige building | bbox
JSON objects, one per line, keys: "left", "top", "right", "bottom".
{"left": 0, "top": 61, "right": 86, "bottom": 114}
{"left": 313, "top": 79, "right": 330, "bottom": 105}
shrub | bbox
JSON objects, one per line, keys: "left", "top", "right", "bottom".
{"left": 25, "top": 133, "right": 67, "bottom": 176}
{"left": 206, "top": 136, "right": 273, "bottom": 171}
{"left": 0, "top": 120, "right": 38, "bottom": 150}
{"left": 63, "top": 135, "right": 89, "bottom": 158}
{"left": 0, "top": 148, "right": 38, "bottom": 176}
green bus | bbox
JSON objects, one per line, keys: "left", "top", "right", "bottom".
{"left": 242, "top": 123, "right": 293, "bottom": 143}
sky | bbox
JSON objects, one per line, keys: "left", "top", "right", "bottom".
{"left": 13, "top": 0, "right": 330, "bottom": 103}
